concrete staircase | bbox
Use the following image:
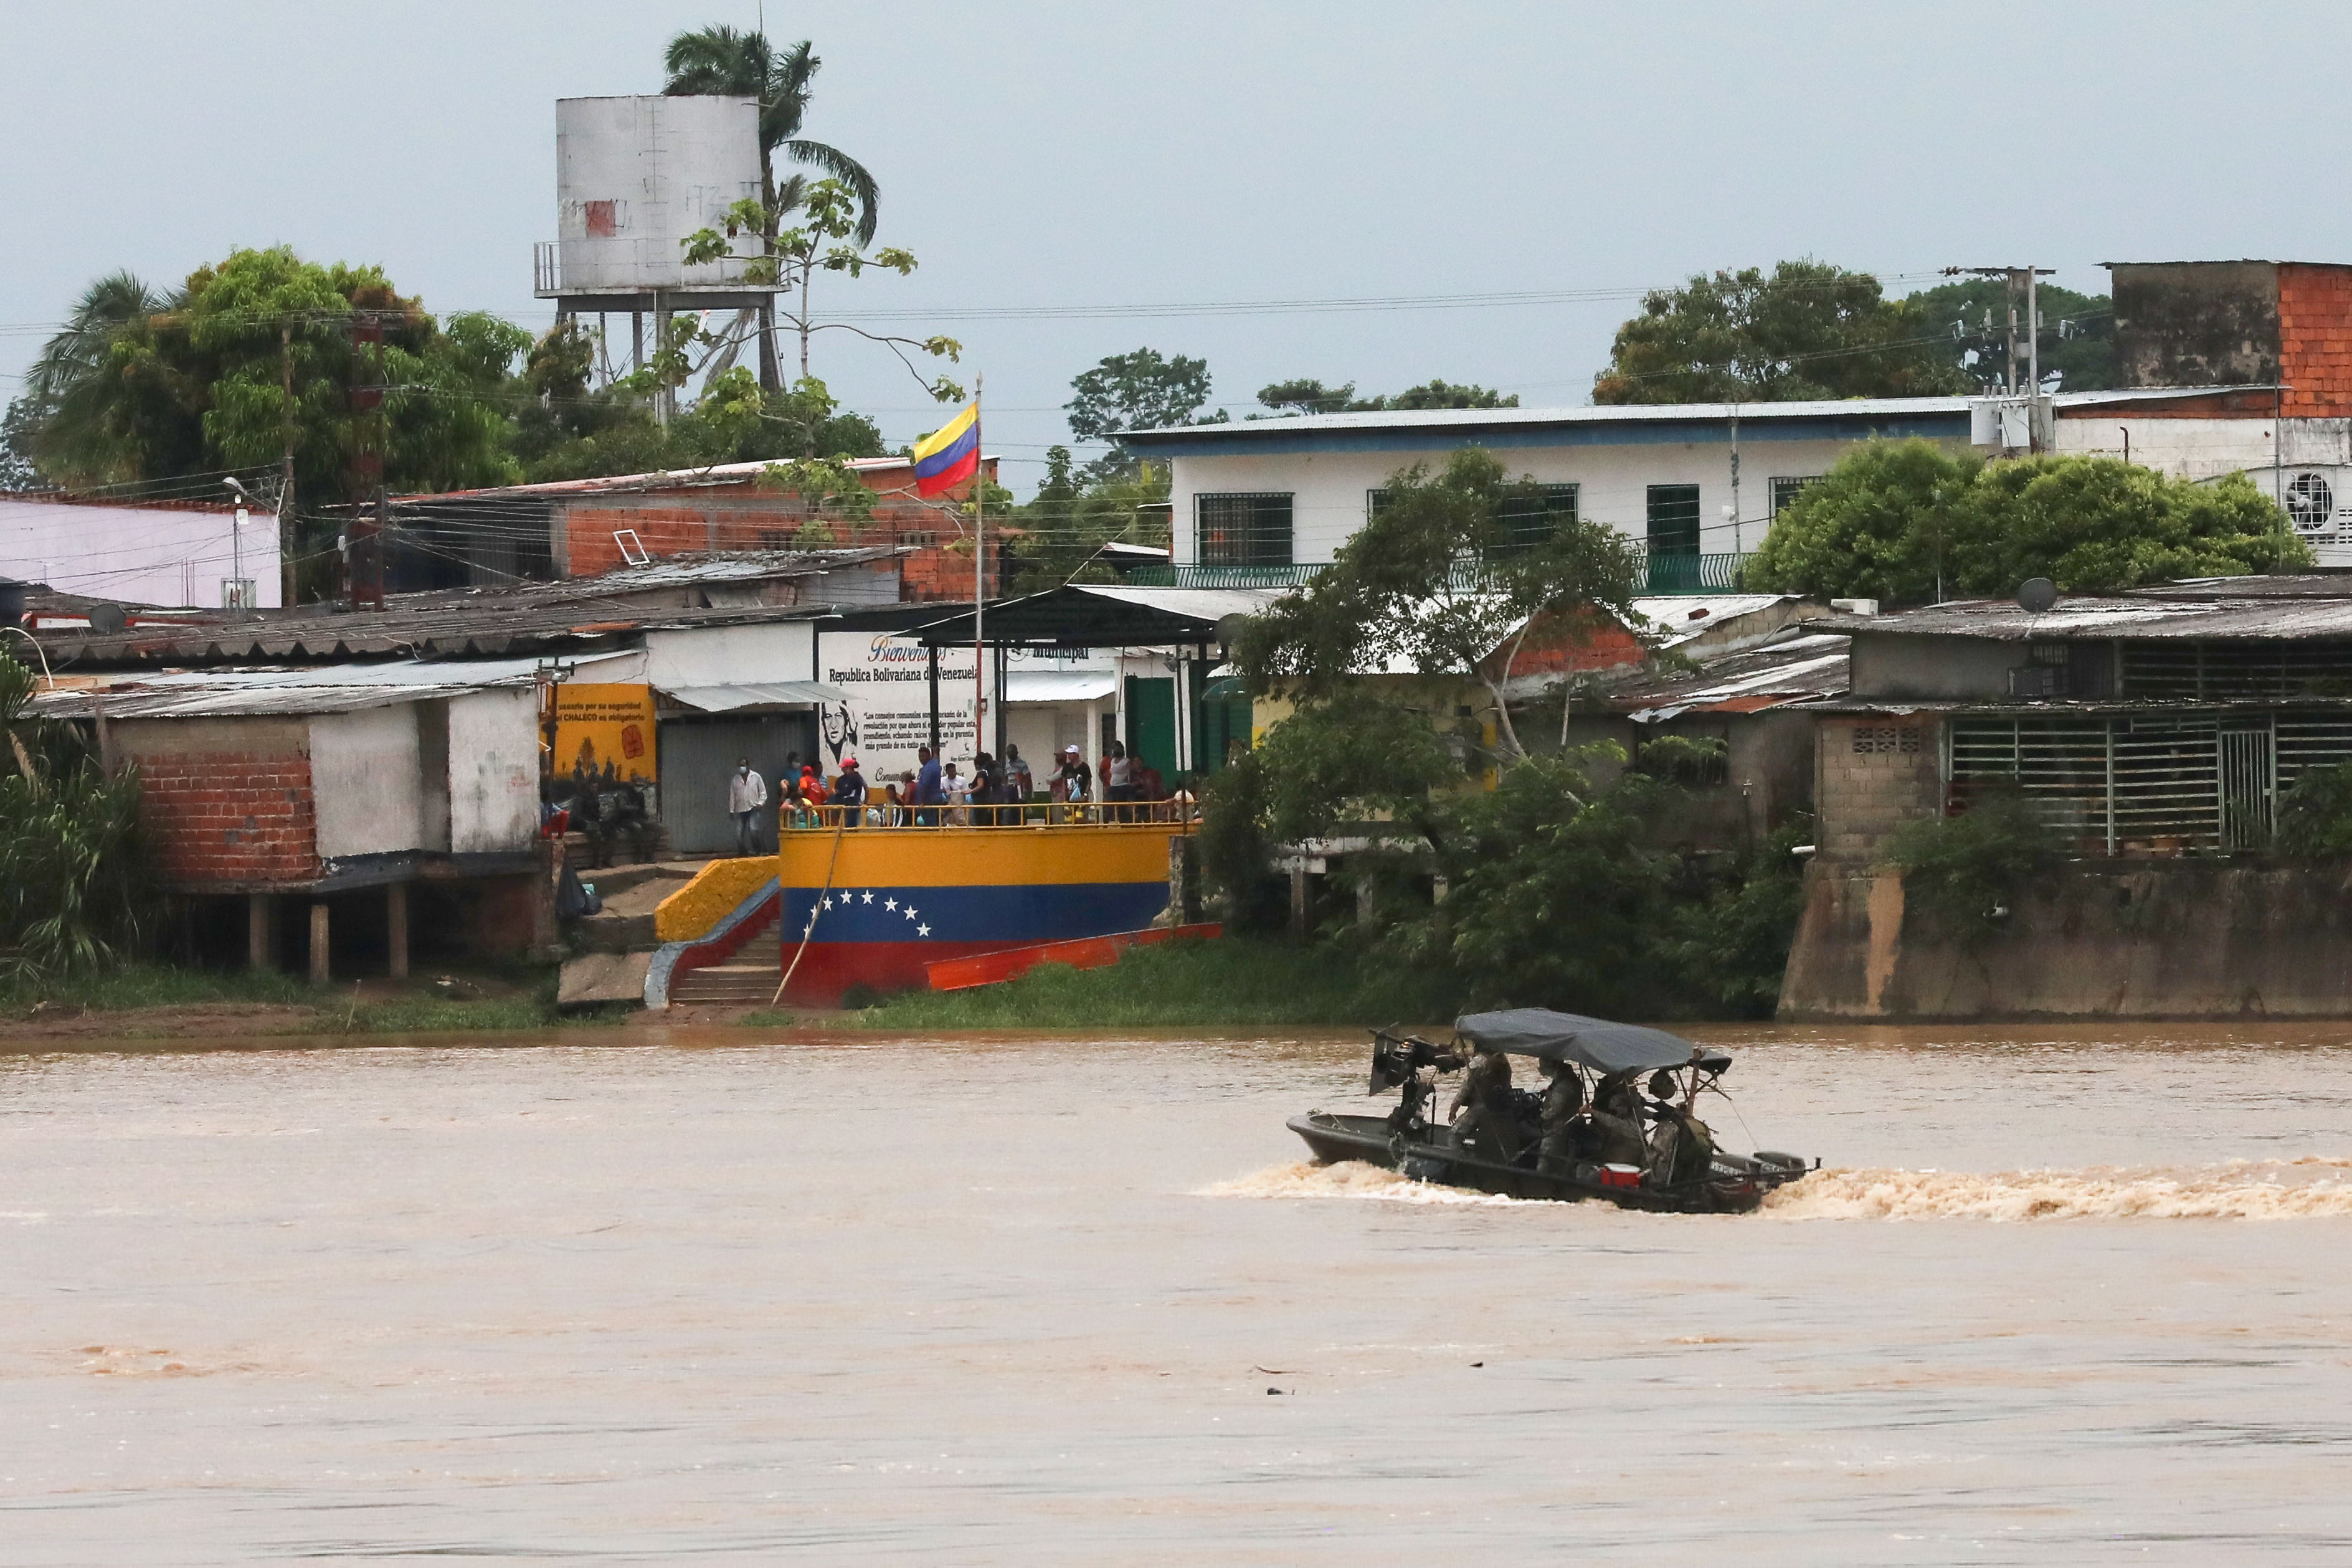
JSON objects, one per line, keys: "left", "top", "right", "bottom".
{"left": 558, "top": 861, "right": 706, "bottom": 1008}
{"left": 665, "top": 908, "right": 783, "bottom": 1004}
{"left": 574, "top": 862, "right": 703, "bottom": 952}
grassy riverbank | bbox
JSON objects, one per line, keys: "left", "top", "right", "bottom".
{"left": 840, "top": 936, "right": 1459, "bottom": 1031}
{"left": 0, "top": 963, "right": 605, "bottom": 1039}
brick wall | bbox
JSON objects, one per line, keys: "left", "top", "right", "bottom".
{"left": 1816, "top": 714, "right": 1942, "bottom": 862}
{"left": 2278, "top": 264, "right": 2352, "bottom": 418}
{"left": 115, "top": 719, "right": 320, "bottom": 888}
{"left": 1483, "top": 608, "right": 1648, "bottom": 682}
{"left": 553, "top": 458, "right": 1000, "bottom": 600}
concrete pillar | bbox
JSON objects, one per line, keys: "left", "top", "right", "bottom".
{"left": 247, "top": 894, "right": 271, "bottom": 970}
{"left": 386, "top": 882, "right": 409, "bottom": 980}
{"left": 1169, "top": 835, "right": 1202, "bottom": 925}
{"left": 308, "top": 902, "right": 331, "bottom": 984}
{"left": 1289, "top": 864, "right": 1311, "bottom": 939}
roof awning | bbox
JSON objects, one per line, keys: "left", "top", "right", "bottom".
{"left": 905, "top": 583, "right": 1287, "bottom": 650}
{"left": 1005, "top": 670, "right": 1116, "bottom": 704}
{"left": 663, "top": 681, "right": 848, "bottom": 713}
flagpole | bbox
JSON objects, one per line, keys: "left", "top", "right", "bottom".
{"left": 973, "top": 372, "right": 985, "bottom": 768}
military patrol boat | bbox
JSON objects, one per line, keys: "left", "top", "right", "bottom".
{"left": 1286, "top": 1009, "right": 1814, "bottom": 1214}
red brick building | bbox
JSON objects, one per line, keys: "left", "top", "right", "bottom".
{"left": 389, "top": 455, "right": 1000, "bottom": 602}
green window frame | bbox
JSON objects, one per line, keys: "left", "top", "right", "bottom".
{"left": 1195, "top": 492, "right": 1294, "bottom": 567}
{"left": 1646, "top": 483, "right": 1702, "bottom": 556}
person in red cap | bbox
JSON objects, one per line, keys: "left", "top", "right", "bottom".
{"left": 828, "top": 753, "right": 868, "bottom": 823}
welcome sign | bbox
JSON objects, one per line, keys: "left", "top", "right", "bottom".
{"left": 814, "top": 633, "right": 980, "bottom": 782}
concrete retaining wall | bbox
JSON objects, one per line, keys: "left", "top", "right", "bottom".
{"left": 1780, "top": 859, "right": 2352, "bottom": 1021}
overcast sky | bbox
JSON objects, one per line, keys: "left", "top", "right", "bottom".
{"left": 6, "top": 1, "right": 2351, "bottom": 494}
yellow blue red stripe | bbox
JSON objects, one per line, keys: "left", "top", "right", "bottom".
{"left": 912, "top": 402, "right": 980, "bottom": 496}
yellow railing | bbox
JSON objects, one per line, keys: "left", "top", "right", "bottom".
{"left": 777, "top": 801, "right": 1200, "bottom": 831}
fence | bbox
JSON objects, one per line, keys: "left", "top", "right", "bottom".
{"left": 779, "top": 800, "right": 1200, "bottom": 831}
{"left": 1127, "top": 551, "right": 1755, "bottom": 596}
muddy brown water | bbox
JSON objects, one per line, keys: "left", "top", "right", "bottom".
{"left": 4, "top": 1022, "right": 2352, "bottom": 1563}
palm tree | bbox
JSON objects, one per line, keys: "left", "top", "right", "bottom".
{"left": 23, "top": 271, "right": 188, "bottom": 487}
{"left": 26, "top": 271, "right": 166, "bottom": 407}
{"left": 665, "top": 24, "right": 879, "bottom": 390}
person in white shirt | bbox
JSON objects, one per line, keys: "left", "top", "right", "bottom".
{"left": 728, "top": 758, "right": 769, "bottom": 855}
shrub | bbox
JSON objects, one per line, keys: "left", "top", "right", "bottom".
{"left": 2275, "top": 762, "right": 2352, "bottom": 857}
{"left": 1884, "top": 791, "right": 2063, "bottom": 933}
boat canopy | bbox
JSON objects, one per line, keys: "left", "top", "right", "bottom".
{"left": 1453, "top": 1009, "right": 1732, "bottom": 1076}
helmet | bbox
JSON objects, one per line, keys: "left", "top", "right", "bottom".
{"left": 1647, "top": 1069, "right": 1679, "bottom": 1100}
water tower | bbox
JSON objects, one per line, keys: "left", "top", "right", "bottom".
{"left": 533, "top": 95, "right": 775, "bottom": 384}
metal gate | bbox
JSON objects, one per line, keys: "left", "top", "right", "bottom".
{"left": 658, "top": 714, "right": 817, "bottom": 856}
{"left": 2218, "top": 724, "right": 2276, "bottom": 849}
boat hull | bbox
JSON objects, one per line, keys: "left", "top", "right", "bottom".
{"left": 1286, "top": 1112, "right": 1775, "bottom": 1214}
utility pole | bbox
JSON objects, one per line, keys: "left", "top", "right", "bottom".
{"left": 1944, "top": 265, "right": 2057, "bottom": 446}
{"left": 973, "top": 372, "right": 985, "bottom": 762}
{"left": 280, "top": 323, "right": 296, "bottom": 606}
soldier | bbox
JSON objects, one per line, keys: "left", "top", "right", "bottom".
{"left": 1645, "top": 1067, "right": 1718, "bottom": 1185}
{"left": 1585, "top": 1070, "right": 1649, "bottom": 1168}
{"left": 1448, "top": 1044, "right": 1520, "bottom": 1161}
{"left": 1535, "top": 1057, "right": 1587, "bottom": 1175}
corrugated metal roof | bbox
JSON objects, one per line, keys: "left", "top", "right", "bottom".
{"left": 664, "top": 681, "right": 849, "bottom": 712}
{"left": 1117, "top": 385, "right": 2260, "bottom": 442}
{"left": 1601, "top": 633, "right": 1852, "bottom": 721}
{"left": 392, "top": 455, "right": 920, "bottom": 501}
{"left": 1830, "top": 586, "right": 2352, "bottom": 641}
{"left": 27, "top": 658, "right": 540, "bottom": 720}
{"left": 27, "top": 549, "right": 899, "bottom": 664}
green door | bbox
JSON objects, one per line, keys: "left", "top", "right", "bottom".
{"left": 1124, "top": 676, "right": 1177, "bottom": 778}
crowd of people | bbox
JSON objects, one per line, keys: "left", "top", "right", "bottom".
{"left": 725, "top": 740, "right": 1191, "bottom": 846}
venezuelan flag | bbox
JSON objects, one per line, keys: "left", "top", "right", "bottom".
{"left": 911, "top": 402, "right": 980, "bottom": 497}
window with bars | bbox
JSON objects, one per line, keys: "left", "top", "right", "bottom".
{"left": 1646, "top": 484, "right": 1701, "bottom": 555}
{"left": 2118, "top": 640, "right": 2352, "bottom": 701}
{"left": 1194, "top": 492, "right": 1294, "bottom": 567}
{"left": 1366, "top": 482, "right": 1578, "bottom": 557}
{"left": 1945, "top": 710, "right": 2352, "bottom": 852}
{"left": 1770, "top": 475, "right": 1824, "bottom": 514}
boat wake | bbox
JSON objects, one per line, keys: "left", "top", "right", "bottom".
{"left": 1198, "top": 1161, "right": 1524, "bottom": 1206}
{"left": 1761, "top": 1158, "right": 2352, "bottom": 1221}
{"left": 1203, "top": 1158, "right": 2352, "bottom": 1219}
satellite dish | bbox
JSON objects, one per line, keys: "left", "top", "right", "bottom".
{"left": 1213, "top": 612, "right": 1252, "bottom": 652}
{"left": 87, "top": 602, "right": 128, "bottom": 636}
{"left": 2016, "top": 577, "right": 2059, "bottom": 614}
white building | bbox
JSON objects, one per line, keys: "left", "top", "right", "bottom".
{"left": 1119, "top": 386, "right": 2303, "bottom": 588}
{"left": 0, "top": 493, "right": 283, "bottom": 608}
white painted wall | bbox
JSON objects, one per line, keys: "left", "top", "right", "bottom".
{"left": 1167, "top": 435, "right": 1896, "bottom": 566}
{"left": 309, "top": 705, "right": 424, "bottom": 858}
{"left": 0, "top": 496, "right": 284, "bottom": 608}
{"left": 643, "top": 623, "right": 815, "bottom": 689}
{"left": 447, "top": 689, "right": 541, "bottom": 853}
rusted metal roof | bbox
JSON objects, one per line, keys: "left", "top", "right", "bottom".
{"left": 26, "top": 547, "right": 901, "bottom": 667}
{"left": 26, "top": 658, "right": 543, "bottom": 720}
{"left": 1825, "top": 579, "right": 2352, "bottom": 642}
{"left": 1596, "top": 631, "right": 1852, "bottom": 722}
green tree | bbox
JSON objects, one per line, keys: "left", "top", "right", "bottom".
{"left": 1746, "top": 438, "right": 2308, "bottom": 601}
{"left": 1904, "top": 276, "right": 2116, "bottom": 392}
{"left": 0, "top": 651, "right": 152, "bottom": 983}
{"left": 26, "top": 247, "right": 520, "bottom": 509}
{"left": 664, "top": 24, "right": 880, "bottom": 390}
{"left": 1238, "top": 446, "right": 1644, "bottom": 763}
{"left": 683, "top": 184, "right": 960, "bottom": 416}
{"left": 1007, "top": 447, "right": 1172, "bottom": 591}
{"left": 1593, "top": 259, "right": 1971, "bottom": 404}
{"left": 1066, "top": 348, "right": 1222, "bottom": 478}
{"left": 1255, "top": 377, "right": 1519, "bottom": 415}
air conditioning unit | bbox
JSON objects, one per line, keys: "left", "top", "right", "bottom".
{"left": 2214, "top": 465, "right": 2352, "bottom": 566}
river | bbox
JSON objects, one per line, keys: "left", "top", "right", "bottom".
{"left": 4, "top": 1023, "right": 2351, "bottom": 1564}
